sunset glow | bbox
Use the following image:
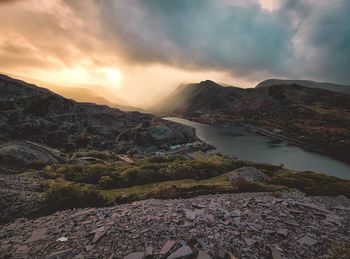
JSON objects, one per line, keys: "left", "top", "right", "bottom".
{"left": 102, "top": 68, "right": 122, "bottom": 86}
{"left": 0, "top": 0, "right": 349, "bottom": 107}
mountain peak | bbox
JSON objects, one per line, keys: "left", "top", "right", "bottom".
{"left": 199, "top": 80, "right": 221, "bottom": 87}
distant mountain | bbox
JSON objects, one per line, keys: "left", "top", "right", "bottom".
{"left": 0, "top": 74, "right": 196, "bottom": 170}
{"left": 256, "top": 79, "right": 350, "bottom": 95}
{"left": 152, "top": 80, "right": 245, "bottom": 115}
{"left": 47, "top": 85, "right": 142, "bottom": 112}
{"left": 154, "top": 80, "right": 350, "bottom": 162}
{"left": 1, "top": 73, "right": 142, "bottom": 111}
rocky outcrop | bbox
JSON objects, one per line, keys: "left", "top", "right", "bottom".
{"left": 0, "top": 141, "right": 62, "bottom": 172}
{"left": 228, "top": 167, "right": 270, "bottom": 185}
{"left": 0, "top": 74, "right": 197, "bottom": 154}
{"left": 1, "top": 191, "right": 349, "bottom": 258}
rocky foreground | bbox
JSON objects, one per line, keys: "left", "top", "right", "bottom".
{"left": 0, "top": 173, "right": 44, "bottom": 224}
{"left": 1, "top": 191, "right": 349, "bottom": 259}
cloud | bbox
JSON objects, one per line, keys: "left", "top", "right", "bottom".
{"left": 74, "top": 0, "right": 347, "bottom": 84}
{"left": 95, "top": 0, "right": 294, "bottom": 80}
{"left": 292, "top": 0, "right": 350, "bottom": 84}
{"left": 0, "top": 0, "right": 349, "bottom": 95}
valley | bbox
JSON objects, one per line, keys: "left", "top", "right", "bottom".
{"left": 0, "top": 75, "right": 350, "bottom": 258}
{"left": 154, "top": 80, "right": 350, "bottom": 164}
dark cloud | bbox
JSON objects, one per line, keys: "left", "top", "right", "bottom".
{"left": 1, "top": 0, "right": 349, "bottom": 86}
{"left": 95, "top": 0, "right": 293, "bottom": 79}
{"left": 85, "top": 0, "right": 350, "bottom": 84}
{"left": 292, "top": 0, "right": 350, "bottom": 84}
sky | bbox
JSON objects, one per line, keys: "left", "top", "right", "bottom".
{"left": 0, "top": 0, "right": 349, "bottom": 107}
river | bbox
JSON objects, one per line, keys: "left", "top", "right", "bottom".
{"left": 164, "top": 117, "right": 350, "bottom": 179}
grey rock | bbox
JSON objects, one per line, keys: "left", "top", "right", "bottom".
{"left": 167, "top": 246, "right": 193, "bottom": 259}
{"left": 124, "top": 252, "right": 145, "bottom": 259}
{"left": 92, "top": 230, "right": 106, "bottom": 243}
{"left": 197, "top": 250, "right": 212, "bottom": 259}
{"left": 47, "top": 249, "right": 72, "bottom": 259}
{"left": 244, "top": 238, "right": 256, "bottom": 247}
{"left": 297, "top": 235, "right": 318, "bottom": 246}
{"left": 228, "top": 167, "right": 270, "bottom": 185}
{"left": 0, "top": 141, "right": 62, "bottom": 172}
{"left": 160, "top": 240, "right": 176, "bottom": 255}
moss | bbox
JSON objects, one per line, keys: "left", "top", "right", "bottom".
{"left": 331, "top": 243, "right": 350, "bottom": 259}
{"left": 98, "top": 176, "right": 114, "bottom": 189}
{"left": 45, "top": 182, "right": 107, "bottom": 212}
{"left": 40, "top": 155, "right": 350, "bottom": 209}
{"left": 271, "top": 171, "right": 350, "bottom": 197}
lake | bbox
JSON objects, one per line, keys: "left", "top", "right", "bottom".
{"left": 164, "top": 117, "right": 350, "bottom": 179}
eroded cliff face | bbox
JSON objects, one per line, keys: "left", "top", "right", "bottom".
{"left": 1, "top": 191, "right": 349, "bottom": 258}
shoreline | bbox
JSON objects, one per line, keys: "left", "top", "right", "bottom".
{"left": 165, "top": 115, "right": 350, "bottom": 166}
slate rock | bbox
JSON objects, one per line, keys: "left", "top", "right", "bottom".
{"left": 197, "top": 250, "right": 212, "bottom": 259}
{"left": 228, "top": 167, "right": 269, "bottom": 185}
{"left": 298, "top": 235, "right": 318, "bottom": 246}
{"left": 124, "top": 252, "right": 145, "bottom": 259}
{"left": 160, "top": 240, "right": 176, "bottom": 255}
{"left": 167, "top": 246, "right": 193, "bottom": 259}
{"left": 47, "top": 249, "right": 72, "bottom": 259}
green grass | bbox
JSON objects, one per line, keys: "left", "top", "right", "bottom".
{"left": 271, "top": 170, "right": 350, "bottom": 197}
{"left": 39, "top": 154, "right": 350, "bottom": 209}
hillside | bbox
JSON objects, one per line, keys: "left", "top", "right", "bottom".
{"left": 0, "top": 74, "right": 197, "bottom": 171}
{"left": 256, "top": 79, "right": 350, "bottom": 95}
{"left": 1, "top": 73, "right": 141, "bottom": 111}
{"left": 153, "top": 80, "right": 350, "bottom": 162}
{"left": 46, "top": 85, "right": 141, "bottom": 112}
{"left": 1, "top": 75, "right": 350, "bottom": 259}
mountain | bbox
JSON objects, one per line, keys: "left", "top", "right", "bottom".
{"left": 256, "top": 79, "right": 350, "bottom": 95}
{"left": 0, "top": 74, "right": 196, "bottom": 171}
{"left": 46, "top": 85, "right": 142, "bottom": 112}
{"left": 153, "top": 80, "right": 350, "bottom": 162}
{"left": 1, "top": 73, "right": 141, "bottom": 111}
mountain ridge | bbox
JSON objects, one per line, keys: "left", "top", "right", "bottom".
{"left": 153, "top": 79, "right": 350, "bottom": 163}
{"left": 256, "top": 79, "right": 350, "bottom": 94}
{"left": 0, "top": 74, "right": 197, "bottom": 171}
{"left": 0, "top": 73, "right": 142, "bottom": 111}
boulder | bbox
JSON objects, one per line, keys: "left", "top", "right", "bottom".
{"left": 0, "top": 141, "right": 62, "bottom": 172}
{"left": 228, "top": 167, "right": 270, "bottom": 185}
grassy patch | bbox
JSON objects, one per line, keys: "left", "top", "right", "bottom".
{"left": 331, "top": 243, "right": 350, "bottom": 259}
{"left": 39, "top": 154, "right": 350, "bottom": 211}
{"left": 271, "top": 170, "right": 350, "bottom": 198}
{"left": 45, "top": 182, "right": 107, "bottom": 212}
{"left": 42, "top": 155, "right": 243, "bottom": 189}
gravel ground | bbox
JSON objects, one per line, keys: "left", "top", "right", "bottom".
{"left": 1, "top": 191, "right": 349, "bottom": 258}
{"left": 0, "top": 173, "right": 45, "bottom": 224}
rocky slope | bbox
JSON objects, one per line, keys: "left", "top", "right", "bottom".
{"left": 0, "top": 173, "right": 45, "bottom": 224}
{"left": 1, "top": 191, "right": 349, "bottom": 258}
{"left": 153, "top": 80, "right": 350, "bottom": 162}
{"left": 0, "top": 74, "right": 197, "bottom": 171}
{"left": 3, "top": 73, "right": 140, "bottom": 111}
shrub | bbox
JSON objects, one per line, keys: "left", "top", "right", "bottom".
{"left": 27, "top": 160, "right": 48, "bottom": 170}
{"left": 99, "top": 176, "right": 114, "bottom": 189}
{"left": 271, "top": 171, "right": 350, "bottom": 197}
{"left": 45, "top": 184, "right": 106, "bottom": 212}
{"left": 151, "top": 184, "right": 178, "bottom": 199}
